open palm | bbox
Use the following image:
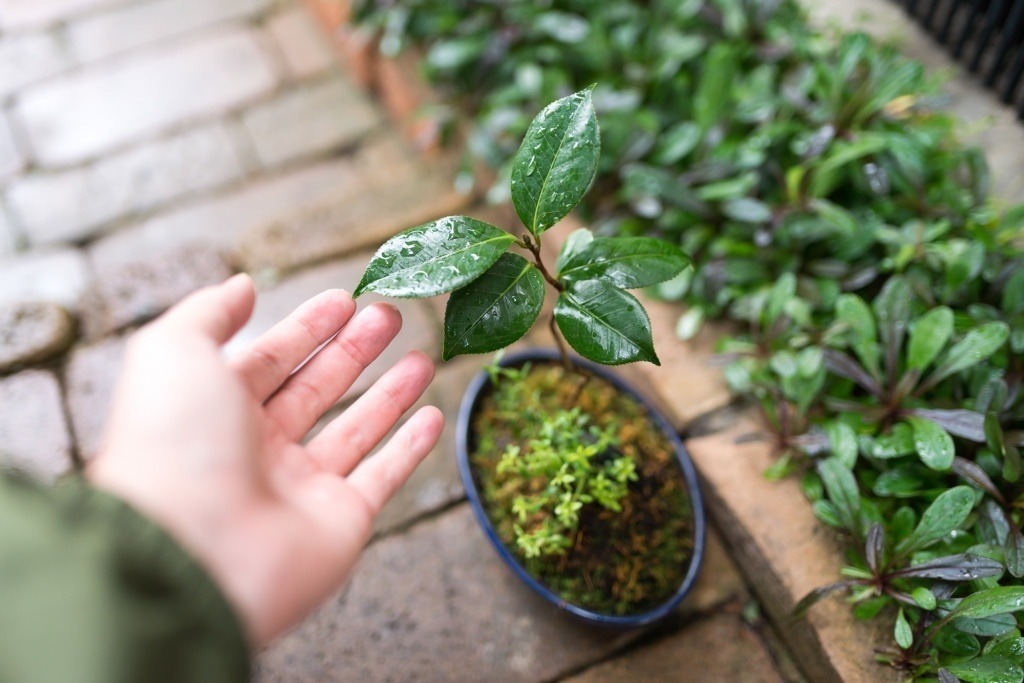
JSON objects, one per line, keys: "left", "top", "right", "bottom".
{"left": 89, "top": 275, "right": 443, "bottom": 646}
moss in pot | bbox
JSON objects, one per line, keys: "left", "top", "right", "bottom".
{"left": 354, "top": 89, "right": 701, "bottom": 621}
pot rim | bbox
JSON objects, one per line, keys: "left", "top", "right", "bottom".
{"left": 455, "top": 347, "right": 707, "bottom": 627}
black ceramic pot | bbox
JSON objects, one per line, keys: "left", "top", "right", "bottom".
{"left": 455, "top": 348, "right": 706, "bottom": 627}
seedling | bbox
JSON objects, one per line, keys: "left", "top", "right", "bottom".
{"left": 354, "top": 88, "right": 690, "bottom": 369}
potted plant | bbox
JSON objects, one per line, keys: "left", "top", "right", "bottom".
{"left": 354, "top": 89, "right": 705, "bottom": 625}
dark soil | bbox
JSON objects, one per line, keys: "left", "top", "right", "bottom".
{"left": 470, "top": 362, "right": 694, "bottom": 616}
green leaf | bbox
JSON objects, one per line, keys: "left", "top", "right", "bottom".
{"left": 945, "top": 655, "right": 1023, "bottom": 683}
{"left": 723, "top": 198, "right": 772, "bottom": 224}
{"left": 1002, "top": 269, "right": 1024, "bottom": 315}
{"left": 895, "top": 608, "right": 913, "bottom": 649}
{"left": 554, "top": 279, "right": 658, "bottom": 365}
{"left": 652, "top": 121, "right": 701, "bottom": 165}
{"left": 873, "top": 276, "right": 912, "bottom": 375}
{"left": 835, "top": 293, "right": 880, "bottom": 379}
{"left": 817, "top": 457, "right": 860, "bottom": 534}
{"left": 442, "top": 253, "right": 544, "bottom": 360}
{"left": 511, "top": 89, "right": 600, "bottom": 236}
{"left": 913, "top": 587, "right": 938, "bottom": 610}
{"left": 354, "top": 216, "right": 514, "bottom": 298}
{"left": 944, "top": 587, "right": 1024, "bottom": 624}
{"left": 934, "top": 627, "right": 981, "bottom": 656}
{"left": 908, "top": 306, "right": 954, "bottom": 372}
{"left": 897, "top": 485, "right": 975, "bottom": 555}
{"left": 694, "top": 44, "right": 738, "bottom": 132}
{"left": 925, "top": 322, "right": 1010, "bottom": 389}
{"left": 827, "top": 421, "right": 859, "bottom": 469}
{"left": 988, "top": 637, "right": 1024, "bottom": 662}
{"left": 907, "top": 416, "right": 955, "bottom": 471}
{"left": 558, "top": 236, "right": 690, "bottom": 289}
{"left": 555, "top": 228, "right": 594, "bottom": 273}
{"left": 766, "top": 273, "right": 797, "bottom": 324}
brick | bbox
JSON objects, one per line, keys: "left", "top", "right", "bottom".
{"left": 239, "top": 138, "right": 470, "bottom": 271}
{"left": 266, "top": 6, "right": 336, "bottom": 80}
{"left": 89, "top": 157, "right": 364, "bottom": 270}
{"left": 17, "top": 26, "right": 280, "bottom": 167}
{"left": 684, "top": 416, "right": 886, "bottom": 683}
{"left": 67, "top": 0, "right": 274, "bottom": 63}
{"left": 0, "top": 370, "right": 73, "bottom": 482}
{"left": 0, "top": 0, "right": 126, "bottom": 30}
{"left": 88, "top": 244, "right": 233, "bottom": 333}
{"left": 0, "top": 113, "right": 25, "bottom": 182}
{"left": 224, "top": 255, "right": 441, "bottom": 399}
{"left": 0, "top": 302, "right": 75, "bottom": 372}
{"left": 565, "top": 614, "right": 785, "bottom": 683}
{"left": 9, "top": 123, "right": 246, "bottom": 246}
{"left": 241, "top": 79, "right": 378, "bottom": 167}
{"left": 0, "top": 248, "right": 91, "bottom": 309}
{"left": 64, "top": 335, "right": 124, "bottom": 459}
{"left": 256, "top": 505, "right": 640, "bottom": 682}
{"left": 0, "top": 32, "right": 68, "bottom": 98}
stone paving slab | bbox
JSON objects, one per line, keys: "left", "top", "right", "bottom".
{"left": 0, "top": 301, "right": 74, "bottom": 372}
{"left": 66, "top": 0, "right": 275, "bottom": 63}
{"left": 15, "top": 25, "right": 280, "bottom": 167}
{"left": 0, "top": 29, "right": 70, "bottom": 97}
{"left": 0, "top": 248, "right": 91, "bottom": 309}
{"left": 564, "top": 613, "right": 786, "bottom": 683}
{"left": 8, "top": 122, "right": 247, "bottom": 246}
{"left": 0, "top": 370, "right": 73, "bottom": 482}
{"left": 64, "top": 335, "right": 125, "bottom": 459}
{"left": 257, "top": 504, "right": 640, "bottom": 683}
{"left": 0, "top": 0, "right": 129, "bottom": 31}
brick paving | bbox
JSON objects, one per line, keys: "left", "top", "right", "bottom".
{"left": 19, "top": 0, "right": 1024, "bottom": 680}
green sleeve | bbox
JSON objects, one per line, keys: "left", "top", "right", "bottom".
{"left": 0, "top": 471, "right": 250, "bottom": 683}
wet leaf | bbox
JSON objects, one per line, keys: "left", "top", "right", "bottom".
{"left": 944, "top": 655, "right": 1023, "bottom": 683}
{"left": 907, "top": 416, "right": 955, "bottom": 471}
{"left": 354, "top": 216, "right": 513, "bottom": 298}
{"left": 924, "top": 322, "right": 1010, "bottom": 390}
{"left": 897, "top": 485, "right": 975, "bottom": 556}
{"left": 938, "top": 669, "right": 962, "bottom": 683}
{"left": 1005, "top": 530, "right": 1024, "bottom": 579}
{"left": 873, "top": 276, "right": 912, "bottom": 378}
{"left": 558, "top": 236, "right": 690, "bottom": 289}
{"left": 892, "top": 554, "right": 1003, "bottom": 581}
{"left": 866, "top": 523, "right": 884, "bottom": 572}
{"left": 940, "top": 587, "right": 1024, "bottom": 629}
{"left": 554, "top": 279, "right": 658, "bottom": 365}
{"left": 511, "top": 89, "right": 600, "bottom": 236}
{"left": 935, "top": 628, "right": 981, "bottom": 656}
{"left": 909, "top": 409, "right": 986, "bottom": 442}
{"left": 908, "top": 306, "right": 954, "bottom": 372}
{"left": 555, "top": 228, "right": 594, "bottom": 273}
{"left": 442, "top": 253, "right": 544, "bottom": 360}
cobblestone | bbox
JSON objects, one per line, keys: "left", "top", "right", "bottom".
{"left": 0, "top": 370, "right": 73, "bottom": 482}
{"left": 0, "top": 204, "right": 19, "bottom": 256}
{"left": 0, "top": 31, "right": 69, "bottom": 97}
{"left": 16, "top": 26, "right": 280, "bottom": 167}
{"left": 241, "top": 78, "right": 378, "bottom": 167}
{"left": 265, "top": 6, "right": 336, "bottom": 80}
{"left": 0, "top": 302, "right": 75, "bottom": 372}
{"left": 67, "top": 0, "right": 274, "bottom": 63}
{"left": 8, "top": 123, "right": 246, "bottom": 246}
{"left": 64, "top": 335, "right": 124, "bottom": 459}
{"left": 0, "top": 248, "right": 91, "bottom": 309}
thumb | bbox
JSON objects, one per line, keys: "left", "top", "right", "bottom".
{"left": 159, "top": 273, "right": 256, "bottom": 345}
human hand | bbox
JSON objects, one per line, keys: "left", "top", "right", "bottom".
{"left": 88, "top": 274, "right": 443, "bottom": 646}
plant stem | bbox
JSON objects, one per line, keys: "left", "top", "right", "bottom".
{"left": 523, "top": 233, "right": 563, "bottom": 292}
{"left": 549, "top": 313, "right": 574, "bottom": 373}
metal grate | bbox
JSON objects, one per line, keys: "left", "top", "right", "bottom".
{"left": 896, "top": 0, "right": 1024, "bottom": 119}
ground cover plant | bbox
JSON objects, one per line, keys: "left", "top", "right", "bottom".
{"left": 354, "top": 90, "right": 695, "bottom": 615}
{"left": 354, "top": 0, "right": 1024, "bottom": 679}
